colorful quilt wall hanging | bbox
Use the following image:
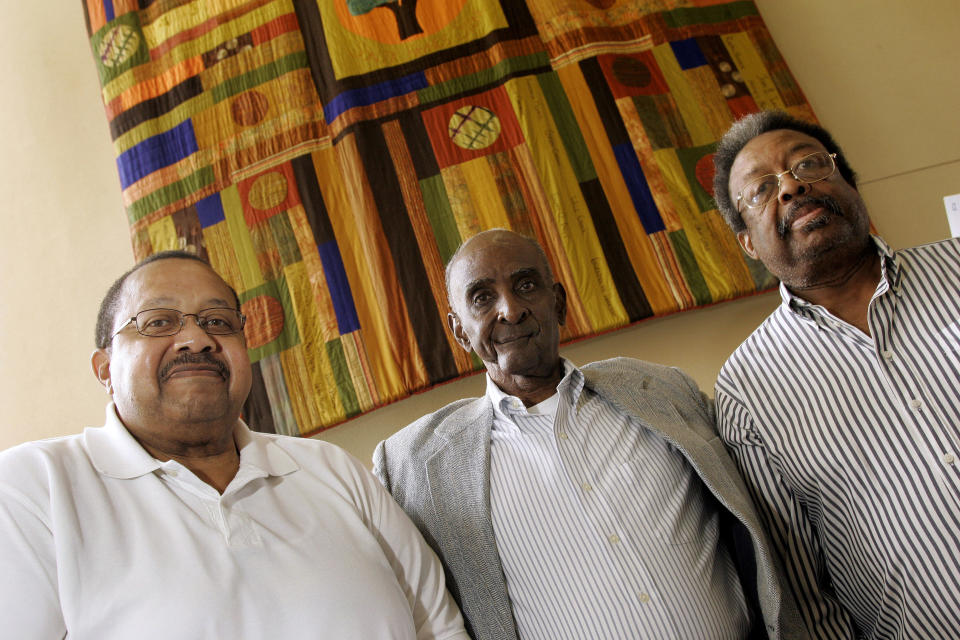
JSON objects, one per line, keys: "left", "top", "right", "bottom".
{"left": 82, "top": 0, "right": 813, "bottom": 436}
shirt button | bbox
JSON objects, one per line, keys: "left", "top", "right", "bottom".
{"left": 909, "top": 399, "right": 922, "bottom": 410}
{"left": 608, "top": 534, "right": 620, "bottom": 545}
{"left": 637, "top": 592, "right": 650, "bottom": 603}
{"left": 881, "top": 349, "right": 894, "bottom": 360}
{"left": 944, "top": 453, "right": 956, "bottom": 465}
{"left": 558, "top": 432, "right": 568, "bottom": 440}
{"left": 582, "top": 482, "right": 593, "bottom": 492}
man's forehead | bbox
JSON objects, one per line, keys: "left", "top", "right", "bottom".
{"left": 121, "top": 259, "right": 232, "bottom": 309}
{"left": 452, "top": 236, "right": 545, "bottom": 282}
{"left": 731, "top": 129, "right": 825, "bottom": 181}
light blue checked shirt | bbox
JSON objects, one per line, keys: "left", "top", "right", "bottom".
{"left": 487, "top": 359, "right": 750, "bottom": 639}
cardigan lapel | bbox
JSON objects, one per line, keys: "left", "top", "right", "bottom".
{"left": 582, "top": 362, "right": 789, "bottom": 638}
{"left": 425, "top": 398, "right": 518, "bottom": 640}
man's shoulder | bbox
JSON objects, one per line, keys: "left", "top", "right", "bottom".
{"left": 0, "top": 433, "right": 87, "bottom": 473}
{"left": 897, "top": 236, "right": 960, "bottom": 268}
{"left": 249, "top": 430, "right": 364, "bottom": 472}
{"left": 581, "top": 356, "right": 697, "bottom": 396}
{"left": 381, "top": 396, "right": 488, "bottom": 453}
{"left": 0, "top": 433, "right": 90, "bottom": 503}
{"left": 901, "top": 235, "right": 960, "bottom": 254}
{"left": 582, "top": 356, "right": 675, "bottom": 378}
{"left": 581, "top": 357, "right": 714, "bottom": 418}
{"left": 373, "top": 396, "right": 489, "bottom": 491}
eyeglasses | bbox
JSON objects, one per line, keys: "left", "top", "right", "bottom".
{"left": 112, "top": 308, "right": 246, "bottom": 340}
{"left": 736, "top": 151, "right": 838, "bottom": 212}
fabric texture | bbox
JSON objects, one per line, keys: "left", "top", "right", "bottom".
{"left": 374, "top": 356, "right": 812, "bottom": 640}
{"left": 716, "top": 236, "right": 960, "bottom": 640}
{"left": 485, "top": 359, "right": 750, "bottom": 639}
{"left": 81, "top": 0, "right": 812, "bottom": 436}
{"left": 0, "top": 404, "right": 468, "bottom": 640}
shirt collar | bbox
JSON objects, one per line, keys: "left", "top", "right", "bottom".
{"left": 781, "top": 234, "right": 900, "bottom": 315}
{"left": 85, "top": 403, "right": 298, "bottom": 480}
{"left": 485, "top": 358, "right": 582, "bottom": 419}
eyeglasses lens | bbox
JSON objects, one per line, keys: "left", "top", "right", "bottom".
{"left": 741, "top": 152, "right": 835, "bottom": 209}
{"left": 134, "top": 308, "right": 244, "bottom": 336}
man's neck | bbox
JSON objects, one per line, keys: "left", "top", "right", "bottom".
{"left": 787, "top": 249, "right": 882, "bottom": 335}
{"left": 133, "top": 423, "right": 241, "bottom": 494}
{"left": 494, "top": 361, "right": 566, "bottom": 408}
{"left": 166, "top": 447, "right": 240, "bottom": 494}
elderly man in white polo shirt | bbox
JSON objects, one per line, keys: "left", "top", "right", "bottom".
{"left": 0, "top": 250, "right": 468, "bottom": 640}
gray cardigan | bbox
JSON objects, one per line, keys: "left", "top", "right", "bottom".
{"left": 374, "top": 357, "right": 808, "bottom": 640}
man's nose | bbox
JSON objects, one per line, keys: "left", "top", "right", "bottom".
{"left": 496, "top": 294, "right": 529, "bottom": 324}
{"left": 173, "top": 316, "right": 216, "bottom": 351}
{"left": 778, "top": 172, "right": 809, "bottom": 204}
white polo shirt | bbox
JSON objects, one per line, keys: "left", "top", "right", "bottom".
{"left": 0, "top": 405, "right": 467, "bottom": 639}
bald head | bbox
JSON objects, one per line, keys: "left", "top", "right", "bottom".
{"left": 445, "top": 229, "right": 554, "bottom": 310}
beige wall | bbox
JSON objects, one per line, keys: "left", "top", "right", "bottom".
{"left": 2, "top": 2, "right": 957, "bottom": 461}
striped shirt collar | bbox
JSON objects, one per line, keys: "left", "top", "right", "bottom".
{"left": 485, "top": 358, "right": 581, "bottom": 426}
{"left": 780, "top": 235, "right": 901, "bottom": 323}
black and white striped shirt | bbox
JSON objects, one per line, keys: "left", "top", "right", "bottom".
{"left": 488, "top": 360, "right": 749, "bottom": 639}
{"left": 716, "top": 236, "right": 960, "bottom": 640}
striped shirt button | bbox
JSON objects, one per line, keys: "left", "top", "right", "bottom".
{"left": 881, "top": 349, "right": 894, "bottom": 360}
{"left": 944, "top": 453, "right": 956, "bottom": 465}
{"left": 581, "top": 482, "right": 593, "bottom": 492}
{"left": 909, "top": 398, "right": 923, "bottom": 410}
{"left": 608, "top": 533, "right": 620, "bottom": 545}
{"left": 637, "top": 592, "right": 651, "bottom": 603}
{"left": 558, "top": 432, "right": 568, "bottom": 440}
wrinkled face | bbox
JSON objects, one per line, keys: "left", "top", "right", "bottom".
{"left": 729, "top": 129, "right": 871, "bottom": 287}
{"left": 447, "top": 232, "right": 566, "bottom": 387}
{"left": 92, "top": 259, "right": 251, "bottom": 453}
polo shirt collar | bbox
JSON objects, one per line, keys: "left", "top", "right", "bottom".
{"left": 235, "top": 426, "right": 299, "bottom": 477}
{"left": 84, "top": 404, "right": 163, "bottom": 479}
{"left": 85, "top": 403, "right": 298, "bottom": 480}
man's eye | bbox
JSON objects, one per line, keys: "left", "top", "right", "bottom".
{"left": 144, "top": 316, "right": 173, "bottom": 328}
{"left": 517, "top": 279, "right": 536, "bottom": 292}
{"left": 754, "top": 179, "right": 775, "bottom": 195}
{"left": 472, "top": 293, "right": 490, "bottom": 305}
{"left": 204, "top": 318, "right": 228, "bottom": 327}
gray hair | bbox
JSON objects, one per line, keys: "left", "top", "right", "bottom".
{"left": 712, "top": 110, "right": 857, "bottom": 233}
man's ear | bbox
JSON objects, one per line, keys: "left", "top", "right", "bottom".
{"left": 553, "top": 282, "right": 568, "bottom": 327}
{"left": 91, "top": 349, "right": 113, "bottom": 395}
{"left": 446, "top": 312, "right": 473, "bottom": 353}
{"left": 736, "top": 230, "right": 758, "bottom": 260}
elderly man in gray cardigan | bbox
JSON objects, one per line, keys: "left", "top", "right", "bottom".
{"left": 375, "top": 229, "right": 808, "bottom": 640}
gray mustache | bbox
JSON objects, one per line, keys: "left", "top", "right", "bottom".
{"left": 778, "top": 196, "right": 843, "bottom": 237}
{"left": 159, "top": 353, "right": 228, "bottom": 381}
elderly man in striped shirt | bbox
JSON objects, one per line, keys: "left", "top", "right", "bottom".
{"left": 713, "top": 111, "right": 960, "bottom": 639}
{"left": 375, "top": 228, "right": 811, "bottom": 640}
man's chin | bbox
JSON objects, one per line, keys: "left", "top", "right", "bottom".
{"left": 496, "top": 354, "right": 561, "bottom": 378}
{"left": 793, "top": 216, "right": 862, "bottom": 257}
{"left": 168, "top": 405, "right": 235, "bottom": 427}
